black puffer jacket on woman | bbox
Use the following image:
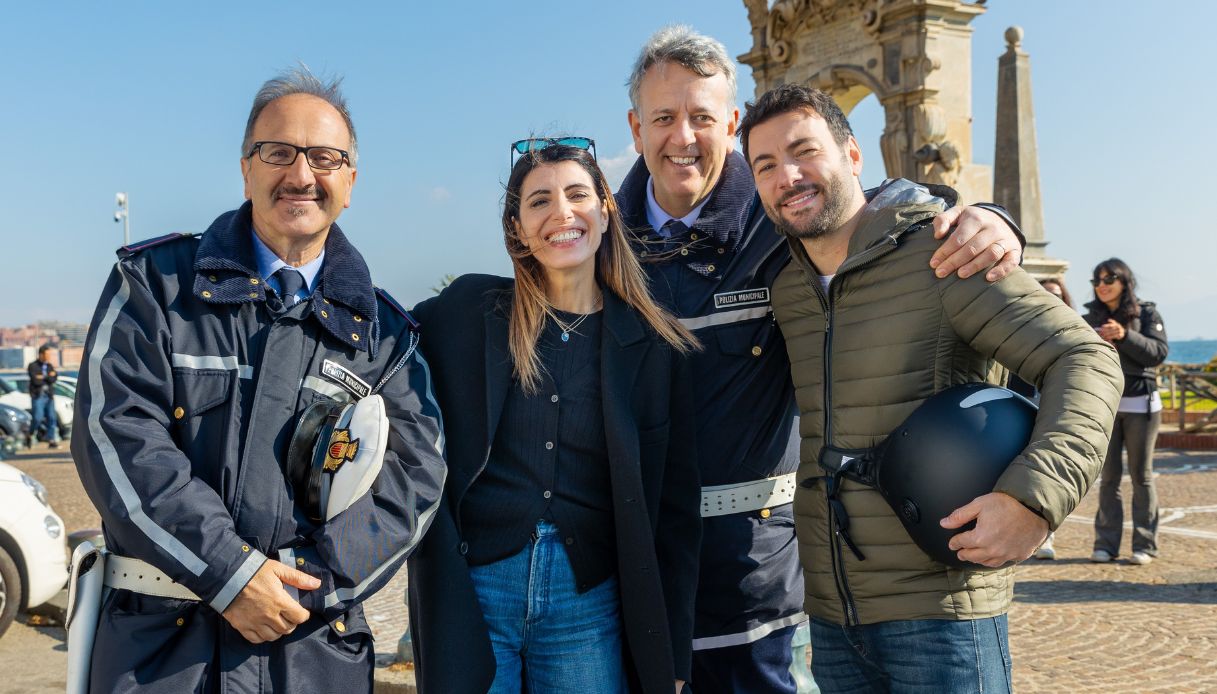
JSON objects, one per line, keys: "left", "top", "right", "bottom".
{"left": 1083, "top": 300, "right": 1169, "bottom": 397}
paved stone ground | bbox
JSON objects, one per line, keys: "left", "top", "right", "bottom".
{"left": 1008, "top": 449, "right": 1217, "bottom": 693}
{"left": 3, "top": 444, "right": 1215, "bottom": 692}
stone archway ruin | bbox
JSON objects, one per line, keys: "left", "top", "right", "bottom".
{"left": 740, "top": 0, "right": 991, "bottom": 204}
{"left": 739, "top": 0, "right": 1068, "bottom": 278}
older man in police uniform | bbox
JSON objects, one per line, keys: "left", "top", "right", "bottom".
{"left": 616, "top": 26, "right": 1025, "bottom": 693}
{"left": 71, "top": 68, "right": 445, "bottom": 692}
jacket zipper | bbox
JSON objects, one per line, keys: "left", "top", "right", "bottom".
{"left": 820, "top": 289, "right": 859, "bottom": 625}
{"left": 804, "top": 233, "right": 903, "bottom": 626}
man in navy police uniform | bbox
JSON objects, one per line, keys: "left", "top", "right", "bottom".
{"left": 616, "top": 26, "right": 1025, "bottom": 693}
{"left": 72, "top": 68, "right": 446, "bottom": 692}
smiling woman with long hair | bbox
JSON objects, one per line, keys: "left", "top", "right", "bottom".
{"left": 406, "top": 141, "right": 700, "bottom": 694}
{"left": 1084, "top": 258, "right": 1169, "bottom": 566}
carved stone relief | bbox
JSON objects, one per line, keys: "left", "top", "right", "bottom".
{"left": 740, "top": 0, "right": 991, "bottom": 203}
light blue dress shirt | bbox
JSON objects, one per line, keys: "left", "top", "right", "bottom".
{"left": 644, "top": 175, "right": 711, "bottom": 237}
{"left": 251, "top": 232, "right": 324, "bottom": 305}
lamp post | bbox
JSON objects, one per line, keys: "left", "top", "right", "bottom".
{"left": 114, "top": 192, "right": 130, "bottom": 246}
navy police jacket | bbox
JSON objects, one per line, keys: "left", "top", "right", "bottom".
{"left": 71, "top": 202, "right": 446, "bottom": 693}
{"left": 617, "top": 152, "right": 804, "bottom": 646}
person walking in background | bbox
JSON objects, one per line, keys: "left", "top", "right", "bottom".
{"left": 1040, "top": 276, "right": 1073, "bottom": 307}
{"left": 1015, "top": 277, "right": 1076, "bottom": 560}
{"left": 1086, "top": 258, "right": 1169, "bottom": 566}
{"left": 26, "top": 345, "right": 60, "bottom": 448}
{"left": 407, "top": 142, "right": 701, "bottom": 694}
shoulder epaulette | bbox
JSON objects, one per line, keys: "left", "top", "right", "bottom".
{"left": 117, "top": 232, "right": 198, "bottom": 258}
{"left": 375, "top": 287, "right": 421, "bottom": 331}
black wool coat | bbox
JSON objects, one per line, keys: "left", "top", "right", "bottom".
{"left": 406, "top": 274, "right": 701, "bottom": 694}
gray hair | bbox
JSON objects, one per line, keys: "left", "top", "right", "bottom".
{"left": 627, "top": 25, "right": 738, "bottom": 114}
{"left": 241, "top": 65, "right": 358, "bottom": 164}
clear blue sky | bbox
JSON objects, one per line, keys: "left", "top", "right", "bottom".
{"left": 3, "top": 1, "right": 1212, "bottom": 338}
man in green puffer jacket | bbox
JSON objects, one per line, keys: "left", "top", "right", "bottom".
{"left": 738, "top": 84, "right": 1123, "bottom": 692}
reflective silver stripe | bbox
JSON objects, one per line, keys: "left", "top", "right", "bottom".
{"left": 87, "top": 271, "right": 208, "bottom": 576}
{"left": 414, "top": 350, "right": 445, "bottom": 454}
{"left": 678, "top": 306, "right": 771, "bottom": 331}
{"left": 277, "top": 547, "right": 298, "bottom": 566}
{"left": 171, "top": 353, "right": 253, "bottom": 379}
{"left": 302, "top": 376, "right": 351, "bottom": 401}
{"left": 209, "top": 550, "right": 266, "bottom": 613}
{"left": 691, "top": 613, "right": 807, "bottom": 651}
{"left": 322, "top": 470, "right": 446, "bottom": 610}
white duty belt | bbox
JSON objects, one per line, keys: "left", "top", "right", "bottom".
{"left": 104, "top": 554, "right": 200, "bottom": 601}
{"left": 700, "top": 472, "right": 797, "bottom": 518}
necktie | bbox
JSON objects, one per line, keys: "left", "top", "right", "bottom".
{"left": 660, "top": 219, "right": 689, "bottom": 238}
{"left": 275, "top": 268, "right": 306, "bottom": 306}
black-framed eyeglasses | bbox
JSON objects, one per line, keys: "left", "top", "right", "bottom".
{"left": 247, "top": 141, "right": 351, "bottom": 171}
{"left": 510, "top": 137, "right": 596, "bottom": 167}
{"left": 1090, "top": 275, "right": 1121, "bottom": 287}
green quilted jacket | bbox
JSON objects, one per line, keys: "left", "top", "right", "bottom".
{"left": 770, "top": 180, "right": 1122, "bottom": 625}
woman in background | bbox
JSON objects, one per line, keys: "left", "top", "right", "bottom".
{"left": 1085, "top": 258, "right": 1169, "bottom": 566}
{"left": 1024, "top": 277, "right": 1075, "bottom": 560}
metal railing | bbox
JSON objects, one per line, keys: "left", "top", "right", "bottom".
{"left": 1163, "top": 363, "right": 1217, "bottom": 433}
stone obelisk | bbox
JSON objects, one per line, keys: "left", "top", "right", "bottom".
{"left": 994, "top": 26, "right": 1067, "bottom": 279}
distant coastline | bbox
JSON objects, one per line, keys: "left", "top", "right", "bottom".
{"left": 1168, "top": 339, "right": 1217, "bottom": 365}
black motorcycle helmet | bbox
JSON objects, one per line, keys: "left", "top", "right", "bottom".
{"left": 874, "top": 383, "right": 1037, "bottom": 568}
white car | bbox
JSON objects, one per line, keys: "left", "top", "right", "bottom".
{"left": 0, "top": 376, "right": 74, "bottom": 437}
{"left": 0, "top": 462, "right": 68, "bottom": 638}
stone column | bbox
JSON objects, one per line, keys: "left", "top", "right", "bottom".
{"left": 994, "top": 26, "right": 1067, "bottom": 279}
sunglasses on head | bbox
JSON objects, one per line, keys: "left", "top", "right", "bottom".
{"left": 510, "top": 137, "right": 596, "bottom": 166}
{"left": 1090, "top": 275, "right": 1121, "bottom": 287}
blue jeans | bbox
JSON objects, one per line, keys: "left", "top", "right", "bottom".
{"left": 468, "top": 520, "right": 628, "bottom": 694}
{"left": 31, "top": 394, "right": 59, "bottom": 442}
{"left": 810, "top": 615, "right": 1012, "bottom": 694}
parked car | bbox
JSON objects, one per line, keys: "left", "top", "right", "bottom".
{"left": 0, "top": 462, "right": 68, "bottom": 638}
{"left": 0, "top": 376, "right": 73, "bottom": 438}
{"left": 9, "top": 374, "right": 77, "bottom": 398}
{"left": 0, "top": 405, "right": 32, "bottom": 458}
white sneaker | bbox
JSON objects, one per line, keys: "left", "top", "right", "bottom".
{"left": 1034, "top": 535, "right": 1056, "bottom": 560}
{"left": 1090, "top": 549, "right": 1113, "bottom": 563}
{"left": 1128, "top": 552, "right": 1154, "bottom": 565}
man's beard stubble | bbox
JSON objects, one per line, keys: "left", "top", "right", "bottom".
{"left": 768, "top": 167, "right": 853, "bottom": 241}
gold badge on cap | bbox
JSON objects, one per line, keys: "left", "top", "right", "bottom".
{"left": 324, "top": 429, "right": 360, "bottom": 473}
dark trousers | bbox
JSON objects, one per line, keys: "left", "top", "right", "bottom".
{"left": 691, "top": 625, "right": 797, "bottom": 694}
{"left": 1094, "top": 410, "right": 1161, "bottom": 556}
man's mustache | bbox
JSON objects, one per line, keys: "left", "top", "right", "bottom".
{"left": 274, "top": 185, "right": 325, "bottom": 202}
{"left": 778, "top": 184, "right": 820, "bottom": 207}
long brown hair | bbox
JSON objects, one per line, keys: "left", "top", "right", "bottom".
{"left": 502, "top": 144, "right": 698, "bottom": 392}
